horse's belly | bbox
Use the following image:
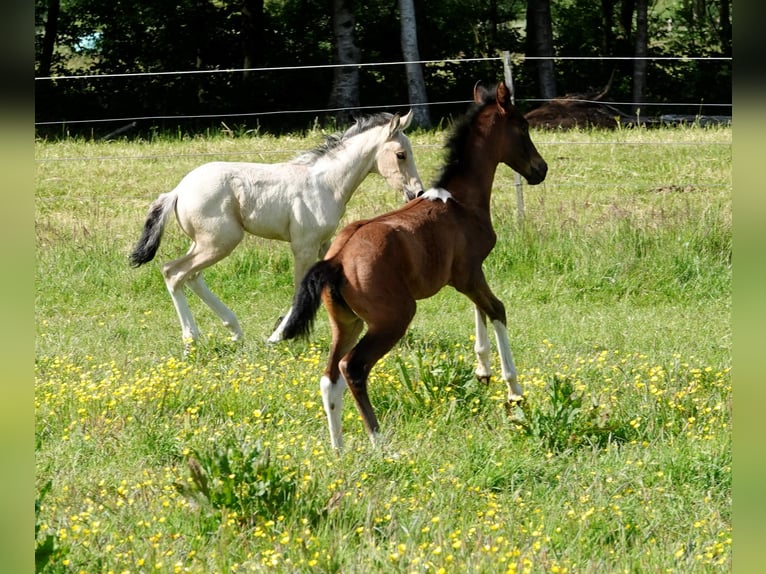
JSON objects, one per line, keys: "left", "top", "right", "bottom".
{"left": 410, "top": 278, "right": 448, "bottom": 300}
{"left": 242, "top": 219, "right": 289, "bottom": 241}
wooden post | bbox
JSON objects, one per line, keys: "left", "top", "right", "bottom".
{"left": 503, "top": 51, "right": 525, "bottom": 226}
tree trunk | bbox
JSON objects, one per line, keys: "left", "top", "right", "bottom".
{"left": 600, "top": 0, "right": 618, "bottom": 80}
{"left": 719, "top": 0, "right": 731, "bottom": 56}
{"left": 525, "top": 0, "right": 557, "bottom": 100}
{"left": 620, "top": 0, "right": 635, "bottom": 36}
{"left": 694, "top": 0, "right": 706, "bottom": 22}
{"left": 328, "top": 0, "right": 360, "bottom": 125}
{"left": 240, "top": 0, "right": 264, "bottom": 76}
{"left": 399, "top": 0, "right": 431, "bottom": 128}
{"left": 38, "top": 0, "right": 60, "bottom": 77}
{"left": 632, "top": 0, "right": 648, "bottom": 117}
{"left": 193, "top": 0, "right": 209, "bottom": 105}
{"left": 600, "top": 0, "right": 617, "bottom": 56}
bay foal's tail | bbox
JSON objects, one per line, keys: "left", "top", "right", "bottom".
{"left": 129, "top": 192, "right": 177, "bottom": 267}
{"left": 282, "top": 260, "right": 345, "bottom": 340}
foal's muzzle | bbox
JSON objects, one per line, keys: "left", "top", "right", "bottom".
{"left": 404, "top": 186, "right": 425, "bottom": 202}
{"left": 524, "top": 161, "right": 548, "bottom": 185}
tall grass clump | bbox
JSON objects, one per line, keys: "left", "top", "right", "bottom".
{"left": 175, "top": 432, "right": 303, "bottom": 528}
{"left": 36, "top": 125, "right": 730, "bottom": 572}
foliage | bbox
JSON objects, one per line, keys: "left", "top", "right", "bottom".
{"left": 35, "top": 480, "right": 68, "bottom": 572}
{"left": 508, "top": 375, "right": 627, "bottom": 451}
{"left": 34, "top": 0, "right": 731, "bottom": 138}
{"left": 394, "top": 349, "right": 481, "bottom": 410}
{"left": 175, "top": 433, "right": 300, "bottom": 526}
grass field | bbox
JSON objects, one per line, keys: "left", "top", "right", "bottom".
{"left": 35, "top": 123, "right": 731, "bottom": 573}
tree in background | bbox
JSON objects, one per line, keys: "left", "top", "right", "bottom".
{"left": 33, "top": 0, "right": 731, "bottom": 137}
{"left": 525, "top": 0, "right": 556, "bottom": 100}
{"left": 632, "top": 0, "right": 648, "bottom": 116}
{"left": 240, "top": 0, "right": 265, "bottom": 75}
{"left": 328, "top": 0, "right": 361, "bottom": 125}
{"left": 399, "top": 0, "right": 431, "bottom": 128}
{"left": 37, "top": 0, "right": 59, "bottom": 78}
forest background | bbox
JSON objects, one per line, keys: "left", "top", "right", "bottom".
{"left": 34, "top": 0, "right": 732, "bottom": 138}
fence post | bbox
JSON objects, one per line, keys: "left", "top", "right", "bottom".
{"left": 503, "top": 51, "right": 525, "bottom": 226}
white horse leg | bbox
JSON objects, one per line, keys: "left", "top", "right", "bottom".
{"left": 267, "top": 306, "right": 293, "bottom": 344}
{"left": 490, "top": 319, "right": 523, "bottom": 401}
{"left": 369, "top": 429, "right": 382, "bottom": 447}
{"left": 187, "top": 274, "right": 243, "bottom": 341}
{"left": 268, "top": 241, "right": 322, "bottom": 343}
{"left": 320, "top": 374, "right": 347, "bottom": 450}
{"left": 161, "top": 235, "right": 240, "bottom": 349}
{"left": 473, "top": 306, "right": 492, "bottom": 381}
{"left": 162, "top": 269, "right": 200, "bottom": 347}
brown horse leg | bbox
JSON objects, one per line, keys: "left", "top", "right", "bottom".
{"left": 321, "top": 294, "right": 364, "bottom": 450}
{"left": 339, "top": 317, "right": 413, "bottom": 445}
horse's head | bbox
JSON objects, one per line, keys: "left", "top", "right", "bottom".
{"left": 475, "top": 82, "right": 548, "bottom": 185}
{"left": 373, "top": 110, "right": 424, "bottom": 201}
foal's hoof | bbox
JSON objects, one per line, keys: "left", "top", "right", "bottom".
{"left": 266, "top": 316, "right": 285, "bottom": 344}
{"left": 476, "top": 375, "right": 491, "bottom": 385}
{"left": 504, "top": 395, "right": 525, "bottom": 416}
{"left": 182, "top": 339, "right": 198, "bottom": 358}
{"left": 266, "top": 333, "right": 282, "bottom": 345}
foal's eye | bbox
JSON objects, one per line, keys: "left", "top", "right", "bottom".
{"left": 396, "top": 151, "right": 406, "bottom": 160}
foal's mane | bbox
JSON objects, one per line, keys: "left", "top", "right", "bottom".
{"left": 293, "top": 113, "right": 395, "bottom": 165}
{"left": 433, "top": 93, "right": 496, "bottom": 189}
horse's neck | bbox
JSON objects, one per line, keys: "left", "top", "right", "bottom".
{"left": 456, "top": 124, "right": 508, "bottom": 210}
{"left": 313, "top": 131, "right": 381, "bottom": 204}
{"left": 450, "top": 160, "right": 499, "bottom": 212}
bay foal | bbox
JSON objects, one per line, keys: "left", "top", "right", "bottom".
{"left": 282, "top": 82, "right": 547, "bottom": 449}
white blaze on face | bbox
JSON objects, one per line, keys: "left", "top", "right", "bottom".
{"left": 420, "top": 188, "right": 452, "bottom": 202}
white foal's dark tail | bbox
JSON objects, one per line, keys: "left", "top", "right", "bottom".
{"left": 129, "top": 192, "right": 177, "bottom": 267}
{"left": 282, "top": 260, "right": 344, "bottom": 340}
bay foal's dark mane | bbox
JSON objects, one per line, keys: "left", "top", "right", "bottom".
{"left": 433, "top": 96, "right": 490, "bottom": 188}
{"left": 295, "top": 113, "right": 396, "bottom": 165}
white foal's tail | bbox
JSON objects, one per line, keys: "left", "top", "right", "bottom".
{"left": 129, "top": 192, "right": 177, "bottom": 267}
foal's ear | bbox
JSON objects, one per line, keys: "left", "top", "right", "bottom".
{"left": 496, "top": 81, "right": 513, "bottom": 116}
{"left": 388, "top": 113, "right": 402, "bottom": 137}
{"left": 399, "top": 109, "right": 414, "bottom": 130}
{"left": 473, "top": 81, "right": 489, "bottom": 104}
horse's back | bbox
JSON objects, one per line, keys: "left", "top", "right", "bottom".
{"left": 176, "top": 161, "right": 299, "bottom": 195}
{"left": 331, "top": 199, "right": 460, "bottom": 301}
{"left": 172, "top": 161, "right": 311, "bottom": 241}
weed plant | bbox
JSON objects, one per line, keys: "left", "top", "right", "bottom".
{"left": 35, "top": 125, "right": 731, "bottom": 572}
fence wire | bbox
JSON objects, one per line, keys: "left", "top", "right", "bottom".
{"left": 35, "top": 55, "right": 732, "bottom": 130}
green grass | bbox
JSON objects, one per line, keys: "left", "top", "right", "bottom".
{"left": 35, "top": 124, "right": 731, "bottom": 572}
